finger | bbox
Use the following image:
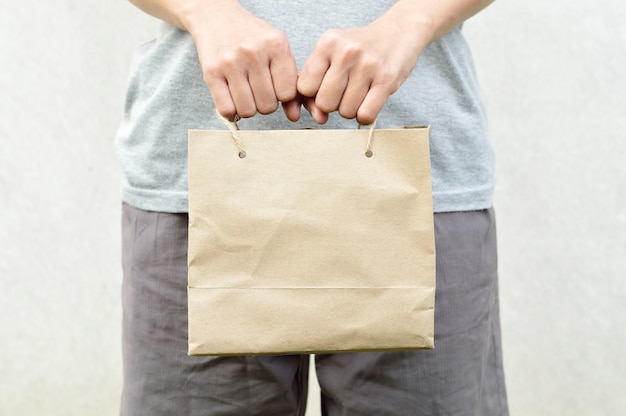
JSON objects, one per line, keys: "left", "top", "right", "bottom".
{"left": 248, "top": 64, "right": 279, "bottom": 115}
{"left": 270, "top": 51, "right": 298, "bottom": 102}
{"left": 356, "top": 84, "right": 389, "bottom": 125}
{"left": 298, "top": 50, "right": 330, "bottom": 98}
{"left": 337, "top": 74, "right": 371, "bottom": 120}
{"left": 225, "top": 72, "right": 257, "bottom": 119}
{"left": 303, "top": 96, "right": 329, "bottom": 125}
{"left": 282, "top": 96, "right": 302, "bottom": 122}
{"left": 206, "top": 76, "right": 237, "bottom": 120}
{"left": 314, "top": 64, "right": 349, "bottom": 114}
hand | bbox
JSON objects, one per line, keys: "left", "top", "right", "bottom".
{"left": 184, "top": 0, "right": 299, "bottom": 120}
{"left": 297, "top": 8, "right": 434, "bottom": 125}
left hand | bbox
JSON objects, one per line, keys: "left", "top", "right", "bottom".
{"left": 297, "top": 10, "right": 434, "bottom": 125}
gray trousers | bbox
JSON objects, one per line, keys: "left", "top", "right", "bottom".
{"left": 120, "top": 203, "right": 508, "bottom": 415}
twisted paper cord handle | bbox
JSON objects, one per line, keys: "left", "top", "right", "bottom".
{"left": 216, "top": 111, "right": 246, "bottom": 158}
{"left": 217, "top": 110, "right": 376, "bottom": 158}
{"left": 358, "top": 120, "right": 377, "bottom": 158}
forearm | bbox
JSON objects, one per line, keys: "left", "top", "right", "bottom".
{"left": 378, "top": 0, "right": 494, "bottom": 46}
{"left": 297, "top": 0, "right": 494, "bottom": 124}
{"left": 129, "top": 0, "right": 299, "bottom": 120}
{"left": 126, "top": 0, "right": 495, "bottom": 123}
{"left": 127, "top": 0, "right": 240, "bottom": 34}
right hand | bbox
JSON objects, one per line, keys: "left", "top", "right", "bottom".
{"left": 181, "top": 0, "right": 300, "bottom": 121}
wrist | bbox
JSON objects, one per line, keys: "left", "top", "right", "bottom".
{"left": 379, "top": 0, "right": 495, "bottom": 43}
{"left": 177, "top": 0, "right": 243, "bottom": 36}
{"left": 372, "top": 2, "right": 437, "bottom": 50}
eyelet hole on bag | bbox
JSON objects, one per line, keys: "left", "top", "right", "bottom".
{"left": 365, "top": 150, "right": 373, "bottom": 158}
{"left": 238, "top": 151, "right": 247, "bottom": 159}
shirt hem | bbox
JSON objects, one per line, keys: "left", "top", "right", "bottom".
{"left": 122, "top": 186, "right": 494, "bottom": 214}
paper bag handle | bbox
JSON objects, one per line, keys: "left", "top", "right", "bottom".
{"left": 216, "top": 111, "right": 376, "bottom": 159}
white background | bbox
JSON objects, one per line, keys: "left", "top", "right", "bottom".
{"left": 1, "top": 1, "right": 624, "bottom": 414}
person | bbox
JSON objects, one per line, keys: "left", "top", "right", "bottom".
{"left": 116, "top": 0, "right": 509, "bottom": 414}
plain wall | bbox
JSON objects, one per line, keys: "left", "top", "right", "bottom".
{"left": 1, "top": 1, "right": 624, "bottom": 414}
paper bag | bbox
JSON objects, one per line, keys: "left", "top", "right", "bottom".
{"left": 187, "top": 122, "right": 435, "bottom": 355}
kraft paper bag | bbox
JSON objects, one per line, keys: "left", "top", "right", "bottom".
{"left": 187, "top": 120, "right": 435, "bottom": 356}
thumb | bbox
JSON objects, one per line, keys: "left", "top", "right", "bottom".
{"left": 303, "top": 96, "right": 329, "bottom": 125}
{"left": 282, "top": 96, "right": 302, "bottom": 122}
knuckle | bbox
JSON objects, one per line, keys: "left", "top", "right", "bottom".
{"left": 357, "top": 113, "right": 375, "bottom": 126}
{"left": 320, "top": 29, "right": 341, "bottom": 46}
{"left": 359, "top": 55, "right": 379, "bottom": 73}
{"left": 264, "top": 30, "right": 289, "bottom": 51}
{"left": 337, "top": 43, "right": 362, "bottom": 65}
{"left": 216, "top": 50, "right": 239, "bottom": 69}
{"left": 237, "top": 107, "right": 257, "bottom": 119}
{"left": 357, "top": 106, "right": 377, "bottom": 125}
{"left": 327, "top": 29, "right": 342, "bottom": 39}
{"left": 238, "top": 43, "right": 261, "bottom": 64}
{"left": 315, "top": 98, "right": 335, "bottom": 114}
{"left": 375, "top": 69, "right": 400, "bottom": 93}
{"left": 276, "top": 86, "right": 297, "bottom": 102}
{"left": 216, "top": 105, "right": 237, "bottom": 120}
{"left": 257, "top": 99, "right": 279, "bottom": 115}
{"left": 202, "top": 62, "right": 222, "bottom": 81}
{"left": 296, "top": 79, "right": 316, "bottom": 97}
{"left": 338, "top": 106, "right": 357, "bottom": 120}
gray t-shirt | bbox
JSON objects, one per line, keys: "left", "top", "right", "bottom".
{"left": 116, "top": 0, "right": 494, "bottom": 213}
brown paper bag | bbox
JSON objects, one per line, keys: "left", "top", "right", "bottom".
{"left": 187, "top": 121, "right": 435, "bottom": 356}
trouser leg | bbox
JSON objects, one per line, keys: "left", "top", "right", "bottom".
{"left": 120, "top": 203, "right": 309, "bottom": 416}
{"left": 315, "top": 209, "right": 508, "bottom": 416}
